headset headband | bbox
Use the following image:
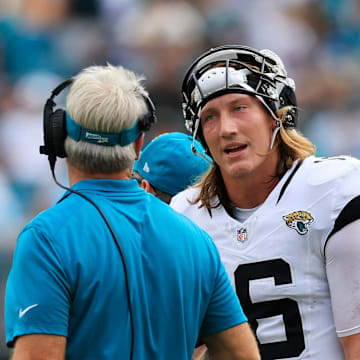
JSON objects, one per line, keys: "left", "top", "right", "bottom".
{"left": 40, "top": 77, "right": 156, "bottom": 162}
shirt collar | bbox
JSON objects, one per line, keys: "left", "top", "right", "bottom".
{"left": 57, "top": 178, "right": 142, "bottom": 203}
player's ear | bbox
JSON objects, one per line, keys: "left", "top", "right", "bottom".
{"left": 141, "top": 179, "right": 156, "bottom": 195}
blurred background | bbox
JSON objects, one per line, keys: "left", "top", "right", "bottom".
{"left": 0, "top": 0, "right": 360, "bottom": 357}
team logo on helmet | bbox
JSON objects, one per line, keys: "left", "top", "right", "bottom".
{"left": 282, "top": 211, "right": 314, "bottom": 235}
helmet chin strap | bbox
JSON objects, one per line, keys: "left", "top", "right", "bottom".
{"left": 191, "top": 109, "right": 213, "bottom": 166}
{"left": 270, "top": 118, "right": 282, "bottom": 150}
{"left": 191, "top": 142, "right": 213, "bottom": 166}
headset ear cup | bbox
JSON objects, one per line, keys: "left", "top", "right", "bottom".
{"left": 41, "top": 101, "right": 54, "bottom": 156}
{"left": 40, "top": 78, "right": 73, "bottom": 161}
{"left": 50, "top": 109, "right": 67, "bottom": 158}
{"left": 138, "top": 96, "right": 156, "bottom": 131}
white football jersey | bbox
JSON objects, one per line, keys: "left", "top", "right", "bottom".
{"left": 171, "top": 155, "right": 360, "bottom": 360}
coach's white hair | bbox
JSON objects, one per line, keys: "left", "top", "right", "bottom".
{"left": 65, "top": 64, "right": 148, "bottom": 173}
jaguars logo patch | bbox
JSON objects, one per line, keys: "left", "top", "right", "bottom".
{"left": 282, "top": 211, "right": 314, "bottom": 235}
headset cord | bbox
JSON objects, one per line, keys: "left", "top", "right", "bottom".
{"left": 49, "top": 155, "right": 135, "bottom": 360}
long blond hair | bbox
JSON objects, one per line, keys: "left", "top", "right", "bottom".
{"left": 192, "top": 106, "right": 316, "bottom": 210}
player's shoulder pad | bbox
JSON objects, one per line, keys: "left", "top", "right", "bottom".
{"left": 170, "top": 187, "right": 200, "bottom": 213}
{"left": 305, "top": 155, "right": 360, "bottom": 188}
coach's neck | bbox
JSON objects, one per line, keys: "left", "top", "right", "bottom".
{"left": 67, "top": 162, "right": 134, "bottom": 187}
{"left": 67, "top": 134, "right": 144, "bottom": 186}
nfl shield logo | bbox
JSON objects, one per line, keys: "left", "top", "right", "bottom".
{"left": 237, "top": 228, "right": 248, "bottom": 242}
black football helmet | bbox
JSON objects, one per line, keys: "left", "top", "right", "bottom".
{"left": 181, "top": 45, "right": 298, "bottom": 144}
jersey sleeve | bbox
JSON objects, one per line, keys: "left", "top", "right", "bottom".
{"left": 318, "top": 156, "right": 360, "bottom": 252}
{"left": 331, "top": 157, "right": 360, "bottom": 234}
{"left": 198, "top": 234, "right": 247, "bottom": 341}
{"left": 326, "top": 220, "right": 360, "bottom": 337}
{"left": 5, "top": 226, "right": 71, "bottom": 346}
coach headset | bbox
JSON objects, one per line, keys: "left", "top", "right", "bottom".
{"left": 40, "top": 78, "right": 156, "bottom": 360}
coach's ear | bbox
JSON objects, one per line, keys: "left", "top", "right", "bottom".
{"left": 134, "top": 133, "right": 145, "bottom": 160}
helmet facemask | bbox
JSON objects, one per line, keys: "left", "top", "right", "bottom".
{"left": 181, "top": 45, "right": 298, "bottom": 152}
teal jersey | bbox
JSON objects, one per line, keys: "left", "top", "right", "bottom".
{"left": 6, "top": 179, "right": 246, "bottom": 360}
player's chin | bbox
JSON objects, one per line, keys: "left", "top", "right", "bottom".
{"left": 224, "top": 162, "right": 253, "bottom": 179}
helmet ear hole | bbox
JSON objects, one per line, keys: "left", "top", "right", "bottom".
{"left": 282, "top": 106, "right": 297, "bottom": 128}
{"left": 279, "top": 85, "right": 298, "bottom": 128}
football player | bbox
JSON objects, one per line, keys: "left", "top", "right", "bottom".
{"left": 170, "top": 45, "right": 360, "bottom": 359}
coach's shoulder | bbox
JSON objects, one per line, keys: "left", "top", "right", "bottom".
{"left": 20, "top": 198, "right": 75, "bottom": 241}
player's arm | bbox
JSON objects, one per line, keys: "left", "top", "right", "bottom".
{"left": 340, "top": 334, "right": 360, "bottom": 360}
{"left": 202, "top": 322, "right": 260, "bottom": 360}
{"left": 12, "top": 334, "right": 66, "bottom": 360}
{"left": 326, "top": 219, "right": 360, "bottom": 359}
{"left": 192, "top": 344, "right": 207, "bottom": 359}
